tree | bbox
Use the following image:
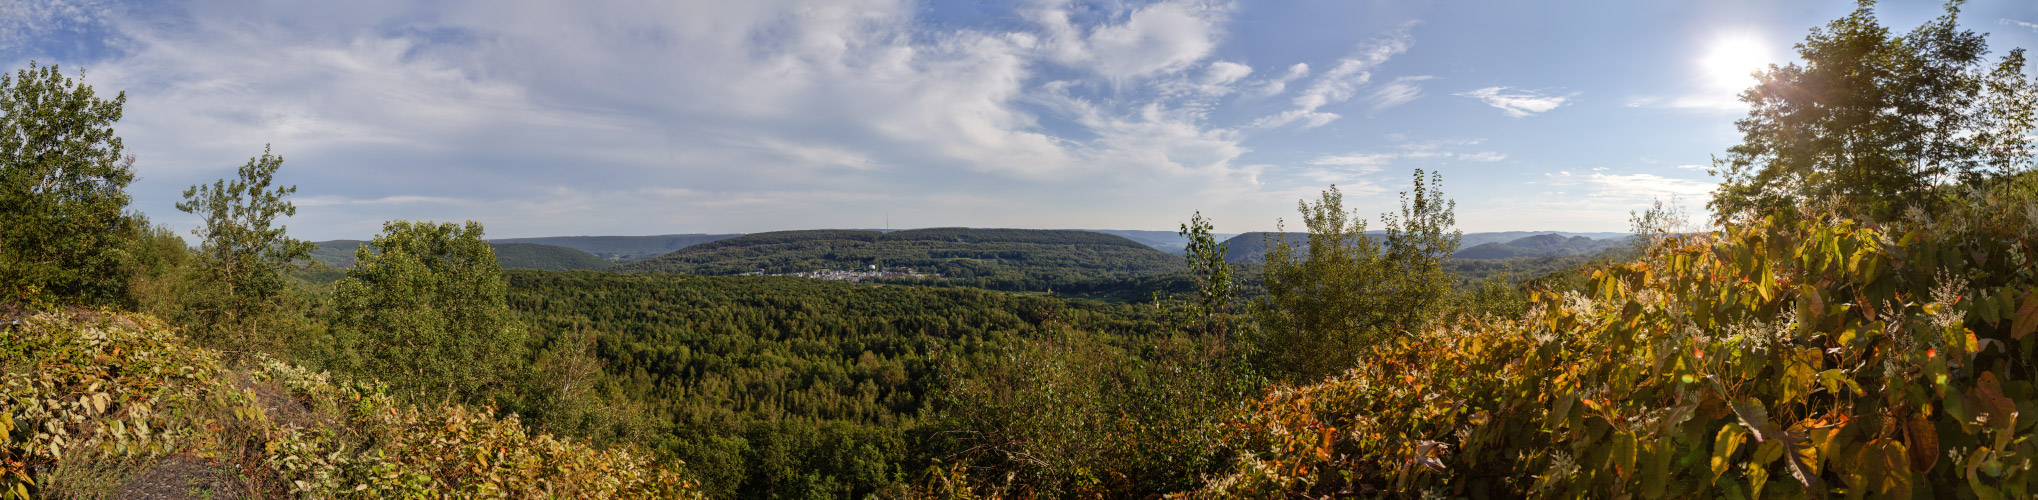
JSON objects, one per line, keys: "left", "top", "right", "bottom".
{"left": 1710, "top": 1, "right": 2038, "bottom": 222}
{"left": 176, "top": 145, "right": 316, "bottom": 347}
{"left": 0, "top": 62, "right": 136, "bottom": 305}
{"left": 1254, "top": 170, "right": 1460, "bottom": 381}
{"left": 1178, "top": 211, "right": 1236, "bottom": 337}
{"left": 327, "top": 220, "right": 525, "bottom": 406}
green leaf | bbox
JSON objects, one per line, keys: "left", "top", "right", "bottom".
{"left": 1714, "top": 424, "right": 1748, "bottom": 484}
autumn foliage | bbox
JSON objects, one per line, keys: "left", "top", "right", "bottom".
{"left": 1180, "top": 189, "right": 2038, "bottom": 498}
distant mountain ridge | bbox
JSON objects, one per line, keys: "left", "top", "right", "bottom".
{"left": 1069, "top": 229, "right": 1240, "bottom": 255}
{"left": 308, "top": 240, "right": 611, "bottom": 271}
{"left": 490, "top": 233, "right": 741, "bottom": 261}
{"left": 612, "top": 227, "right": 1181, "bottom": 292}
{"left": 1220, "top": 231, "right": 1634, "bottom": 262}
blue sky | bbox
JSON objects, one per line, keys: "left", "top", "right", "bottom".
{"left": 5, "top": 0, "right": 2037, "bottom": 240}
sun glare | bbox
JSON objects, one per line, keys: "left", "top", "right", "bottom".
{"left": 1702, "top": 34, "right": 1772, "bottom": 90}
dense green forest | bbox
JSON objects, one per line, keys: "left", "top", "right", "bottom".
{"left": 503, "top": 270, "right": 1171, "bottom": 498}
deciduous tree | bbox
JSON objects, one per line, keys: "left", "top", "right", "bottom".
{"left": 328, "top": 220, "right": 525, "bottom": 405}
{"left": 0, "top": 62, "right": 136, "bottom": 305}
{"left": 1255, "top": 170, "right": 1460, "bottom": 381}
{"left": 177, "top": 145, "right": 315, "bottom": 347}
{"left": 1710, "top": 1, "right": 2038, "bottom": 222}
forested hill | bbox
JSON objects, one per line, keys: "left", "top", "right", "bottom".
{"left": 1074, "top": 229, "right": 1240, "bottom": 254}
{"left": 490, "top": 233, "right": 741, "bottom": 261}
{"left": 309, "top": 240, "right": 610, "bottom": 271}
{"left": 1452, "top": 232, "right": 1632, "bottom": 259}
{"left": 611, "top": 228, "right": 1183, "bottom": 291}
{"left": 504, "top": 269, "right": 1165, "bottom": 498}
{"left": 490, "top": 242, "right": 614, "bottom": 270}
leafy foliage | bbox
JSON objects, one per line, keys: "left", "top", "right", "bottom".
{"left": 0, "top": 309, "right": 703, "bottom": 499}
{"left": 325, "top": 221, "right": 526, "bottom": 407}
{"left": 1711, "top": 1, "right": 2038, "bottom": 222}
{"left": 1254, "top": 171, "right": 1461, "bottom": 382}
{"left": 176, "top": 145, "right": 317, "bottom": 348}
{"left": 0, "top": 62, "right": 136, "bottom": 306}
{"left": 1181, "top": 187, "right": 2038, "bottom": 498}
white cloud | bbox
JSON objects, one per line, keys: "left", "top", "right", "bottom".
{"left": 0, "top": 0, "right": 114, "bottom": 51}
{"left": 1028, "top": 0, "right": 1227, "bottom": 84}
{"left": 1368, "top": 75, "right": 1435, "bottom": 111}
{"left": 1202, "top": 61, "right": 1253, "bottom": 86}
{"left": 1458, "top": 151, "right": 1507, "bottom": 162}
{"left": 1253, "top": 24, "right": 1416, "bottom": 129}
{"left": 2001, "top": 19, "right": 2038, "bottom": 31}
{"left": 1456, "top": 86, "right": 1575, "bottom": 117}
{"left": 1676, "top": 164, "right": 1708, "bottom": 169}
{"left": 1249, "top": 62, "right": 1309, "bottom": 98}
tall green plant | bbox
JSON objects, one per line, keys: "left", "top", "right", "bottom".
{"left": 328, "top": 220, "right": 525, "bottom": 406}
{"left": 1179, "top": 211, "right": 1237, "bottom": 337}
{"left": 177, "top": 145, "right": 316, "bottom": 348}
{"left": 1255, "top": 170, "right": 1460, "bottom": 382}
{"left": 0, "top": 62, "right": 135, "bottom": 306}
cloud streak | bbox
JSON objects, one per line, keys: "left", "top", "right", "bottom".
{"left": 1456, "top": 86, "right": 1575, "bottom": 117}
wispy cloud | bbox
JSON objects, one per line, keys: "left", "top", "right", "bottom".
{"left": 1307, "top": 153, "right": 1394, "bottom": 166}
{"left": 0, "top": 0, "right": 114, "bottom": 51}
{"left": 1368, "top": 75, "right": 1435, "bottom": 111}
{"left": 2003, "top": 19, "right": 2038, "bottom": 31}
{"left": 1456, "top": 86, "right": 1575, "bottom": 117}
{"left": 1253, "top": 23, "right": 1417, "bottom": 128}
{"left": 1248, "top": 62, "right": 1310, "bottom": 98}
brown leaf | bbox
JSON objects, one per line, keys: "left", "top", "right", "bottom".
{"left": 1904, "top": 411, "right": 1938, "bottom": 472}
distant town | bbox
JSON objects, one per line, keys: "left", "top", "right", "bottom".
{"left": 754, "top": 266, "right": 938, "bottom": 282}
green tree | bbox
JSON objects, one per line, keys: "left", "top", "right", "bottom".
{"left": 0, "top": 62, "right": 136, "bottom": 305}
{"left": 1255, "top": 170, "right": 1460, "bottom": 382}
{"left": 176, "top": 145, "right": 316, "bottom": 348}
{"left": 1178, "top": 211, "right": 1236, "bottom": 337}
{"left": 1710, "top": 0, "right": 2038, "bottom": 222}
{"left": 328, "top": 220, "right": 526, "bottom": 406}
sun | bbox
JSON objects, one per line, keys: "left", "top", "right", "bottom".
{"left": 1701, "top": 34, "right": 1772, "bottom": 90}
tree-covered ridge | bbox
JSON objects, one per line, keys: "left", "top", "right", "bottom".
{"left": 308, "top": 240, "right": 609, "bottom": 271}
{"left": 612, "top": 227, "right": 1184, "bottom": 292}
{"left": 503, "top": 270, "right": 1166, "bottom": 499}
{"left": 490, "top": 243, "right": 611, "bottom": 271}
{"left": 491, "top": 233, "right": 741, "bottom": 262}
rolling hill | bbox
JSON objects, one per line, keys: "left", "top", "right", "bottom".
{"left": 1451, "top": 232, "right": 1633, "bottom": 259}
{"left": 1073, "top": 229, "right": 1240, "bottom": 254}
{"left": 490, "top": 233, "right": 742, "bottom": 261}
{"left": 611, "top": 228, "right": 1183, "bottom": 292}
{"left": 308, "top": 240, "right": 611, "bottom": 271}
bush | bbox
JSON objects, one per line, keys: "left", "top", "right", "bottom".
{"left": 1181, "top": 190, "right": 2038, "bottom": 498}
{"left": 0, "top": 308, "right": 704, "bottom": 499}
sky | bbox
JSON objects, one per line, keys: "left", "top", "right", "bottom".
{"left": 5, "top": 0, "right": 2037, "bottom": 240}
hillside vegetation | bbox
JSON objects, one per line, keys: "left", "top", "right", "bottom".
{"left": 1182, "top": 190, "right": 2038, "bottom": 498}
{"left": 613, "top": 228, "right": 1182, "bottom": 292}
{"left": 0, "top": 309, "right": 703, "bottom": 499}
{"left": 503, "top": 270, "right": 1172, "bottom": 498}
